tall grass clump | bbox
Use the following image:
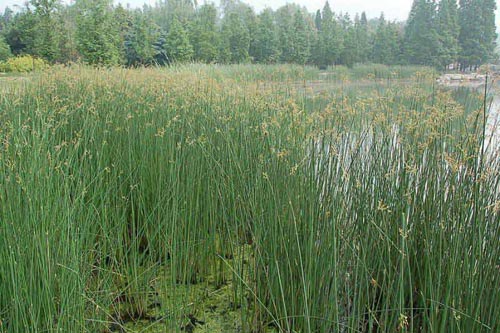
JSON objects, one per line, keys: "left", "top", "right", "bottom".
{"left": 180, "top": 63, "right": 320, "bottom": 82}
{"left": 0, "top": 64, "right": 498, "bottom": 333}
{"left": 323, "top": 64, "right": 437, "bottom": 81}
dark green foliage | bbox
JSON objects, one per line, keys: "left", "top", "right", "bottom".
{"left": 219, "top": 0, "right": 256, "bottom": 63}
{"left": 253, "top": 9, "right": 280, "bottom": 63}
{"left": 75, "top": 0, "right": 121, "bottom": 65}
{"left": 165, "top": 18, "right": 193, "bottom": 63}
{"left": 241, "top": 6, "right": 258, "bottom": 61}
{"left": 437, "top": 0, "right": 460, "bottom": 69}
{"left": 314, "top": 1, "right": 343, "bottom": 67}
{"left": 189, "top": 4, "right": 219, "bottom": 63}
{"left": 29, "top": 0, "right": 63, "bottom": 62}
{"left": 0, "top": 35, "right": 12, "bottom": 61}
{"left": 2, "top": 2, "right": 66, "bottom": 62}
{"left": 124, "top": 11, "right": 160, "bottom": 66}
{"left": 0, "top": 0, "right": 496, "bottom": 68}
{"left": 458, "top": 0, "right": 482, "bottom": 69}
{"left": 149, "top": 0, "right": 195, "bottom": 32}
{"left": 372, "top": 14, "right": 402, "bottom": 65}
{"left": 3, "top": 7, "right": 37, "bottom": 56}
{"left": 113, "top": 4, "right": 132, "bottom": 64}
{"left": 353, "top": 12, "right": 370, "bottom": 64}
{"left": 338, "top": 14, "right": 356, "bottom": 67}
{"left": 275, "top": 5, "right": 296, "bottom": 63}
{"left": 220, "top": 12, "right": 250, "bottom": 63}
{"left": 476, "top": 0, "right": 498, "bottom": 64}
{"left": 0, "top": 7, "right": 14, "bottom": 32}
{"left": 400, "top": 0, "right": 496, "bottom": 69}
{"left": 290, "top": 9, "right": 311, "bottom": 64}
{"left": 56, "top": 5, "right": 79, "bottom": 63}
{"left": 153, "top": 31, "right": 169, "bottom": 65}
{"left": 314, "top": 9, "right": 321, "bottom": 30}
{"left": 404, "top": 0, "right": 441, "bottom": 66}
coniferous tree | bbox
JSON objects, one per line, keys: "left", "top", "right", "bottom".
{"left": 314, "top": 9, "right": 321, "bottom": 30}
{"left": 241, "top": 6, "right": 259, "bottom": 61}
{"left": 113, "top": 4, "right": 132, "bottom": 64}
{"left": 459, "top": 0, "right": 480, "bottom": 69}
{"left": 4, "top": 8, "right": 37, "bottom": 56}
{"left": 218, "top": 28, "right": 231, "bottom": 62}
{"left": 477, "top": 0, "right": 497, "bottom": 64}
{"left": 311, "top": 6, "right": 324, "bottom": 67}
{"left": 316, "top": 1, "right": 343, "bottom": 68}
{"left": 220, "top": 1, "right": 256, "bottom": 60}
{"left": 386, "top": 21, "right": 403, "bottom": 64}
{"left": 189, "top": 4, "right": 220, "bottom": 63}
{"left": 310, "top": 12, "right": 321, "bottom": 66}
{"left": 0, "top": 7, "right": 14, "bottom": 32}
{"left": 57, "top": 4, "right": 79, "bottom": 63}
{"left": 75, "top": 0, "right": 121, "bottom": 65}
{"left": 165, "top": 17, "right": 193, "bottom": 63}
{"left": 371, "top": 14, "right": 402, "bottom": 65}
{"left": 275, "top": 5, "right": 296, "bottom": 63}
{"left": 30, "top": 0, "right": 64, "bottom": 62}
{"left": 437, "top": 0, "right": 460, "bottom": 69}
{"left": 253, "top": 8, "right": 280, "bottom": 63}
{"left": 0, "top": 0, "right": 496, "bottom": 68}
{"left": 290, "top": 9, "right": 310, "bottom": 64}
{"left": 404, "top": 0, "right": 440, "bottom": 66}
{"left": 220, "top": 12, "right": 250, "bottom": 63}
{"left": 124, "top": 11, "right": 160, "bottom": 66}
{"left": 354, "top": 12, "right": 370, "bottom": 63}
{"left": 372, "top": 14, "right": 389, "bottom": 64}
{"left": 154, "top": 0, "right": 195, "bottom": 31}
{"left": 339, "top": 13, "right": 356, "bottom": 67}
{"left": 153, "top": 31, "right": 169, "bottom": 65}
{"left": 0, "top": 35, "right": 12, "bottom": 61}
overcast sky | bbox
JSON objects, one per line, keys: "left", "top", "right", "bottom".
{"left": 0, "top": 0, "right": 499, "bottom": 23}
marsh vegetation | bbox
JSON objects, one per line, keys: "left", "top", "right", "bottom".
{"left": 0, "top": 64, "right": 499, "bottom": 333}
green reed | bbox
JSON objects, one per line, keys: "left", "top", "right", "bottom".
{"left": 0, "top": 65, "right": 498, "bottom": 333}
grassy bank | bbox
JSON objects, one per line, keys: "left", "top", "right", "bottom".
{"left": 0, "top": 65, "right": 498, "bottom": 333}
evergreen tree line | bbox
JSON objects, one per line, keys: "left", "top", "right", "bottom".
{"left": 0, "top": 0, "right": 497, "bottom": 70}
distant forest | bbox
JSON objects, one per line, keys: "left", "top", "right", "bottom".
{"left": 0, "top": 0, "right": 497, "bottom": 70}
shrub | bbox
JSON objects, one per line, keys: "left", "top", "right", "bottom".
{"left": 0, "top": 55, "right": 48, "bottom": 73}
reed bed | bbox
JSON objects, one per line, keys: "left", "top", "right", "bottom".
{"left": 0, "top": 65, "right": 498, "bottom": 333}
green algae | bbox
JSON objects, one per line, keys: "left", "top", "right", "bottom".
{"left": 113, "top": 246, "right": 276, "bottom": 333}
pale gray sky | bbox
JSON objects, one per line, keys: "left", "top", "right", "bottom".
{"left": 0, "top": 0, "right": 499, "bottom": 23}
